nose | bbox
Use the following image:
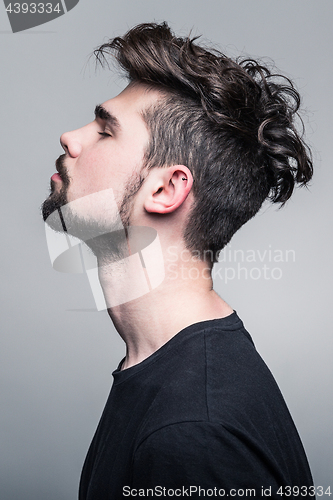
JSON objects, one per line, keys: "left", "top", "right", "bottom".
{"left": 60, "top": 130, "right": 82, "bottom": 158}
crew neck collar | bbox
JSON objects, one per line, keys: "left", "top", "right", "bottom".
{"left": 112, "top": 311, "right": 244, "bottom": 384}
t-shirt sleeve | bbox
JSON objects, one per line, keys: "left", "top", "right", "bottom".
{"left": 130, "top": 421, "right": 293, "bottom": 498}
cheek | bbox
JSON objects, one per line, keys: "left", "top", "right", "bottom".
{"left": 85, "top": 146, "right": 142, "bottom": 185}
{"left": 67, "top": 148, "right": 131, "bottom": 202}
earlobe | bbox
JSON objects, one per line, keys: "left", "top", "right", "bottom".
{"left": 144, "top": 165, "right": 193, "bottom": 214}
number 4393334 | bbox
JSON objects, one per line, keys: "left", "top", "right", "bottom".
{"left": 5, "top": 3, "right": 61, "bottom": 14}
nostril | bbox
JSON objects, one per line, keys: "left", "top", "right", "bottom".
{"left": 60, "top": 133, "right": 82, "bottom": 158}
{"left": 60, "top": 138, "right": 67, "bottom": 152}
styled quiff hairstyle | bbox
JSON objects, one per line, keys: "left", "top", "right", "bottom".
{"left": 95, "top": 22, "right": 313, "bottom": 259}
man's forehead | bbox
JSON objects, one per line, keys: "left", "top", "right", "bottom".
{"left": 101, "top": 83, "right": 162, "bottom": 118}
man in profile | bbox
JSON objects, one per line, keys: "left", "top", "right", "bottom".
{"left": 42, "top": 22, "right": 314, "bottom": 499}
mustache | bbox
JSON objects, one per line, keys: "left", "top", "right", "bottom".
{"left": 55, "top": 155, "right": 70, "bottom": 186}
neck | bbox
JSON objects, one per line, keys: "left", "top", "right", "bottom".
{"left": 97, "top": 242, "right": 233, "bottom": 370}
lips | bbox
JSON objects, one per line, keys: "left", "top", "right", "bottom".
{"left": 51, "top": 173, "right": 62, "bottom": 182}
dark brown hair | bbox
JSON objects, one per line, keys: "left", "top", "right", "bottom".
{"left": 94, "top": 22, "right": 313, "bottom": 259}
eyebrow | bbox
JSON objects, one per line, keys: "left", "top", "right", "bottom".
{"left": 94, "top": 104, "right": 121, "bottom": 131}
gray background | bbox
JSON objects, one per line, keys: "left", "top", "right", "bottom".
{"left": 1, "top": 1, "right": 332, "bottom": 498}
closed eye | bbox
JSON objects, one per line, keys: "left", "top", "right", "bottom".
{"left": 98, "top": 131, "right": 112, "bottom": 138}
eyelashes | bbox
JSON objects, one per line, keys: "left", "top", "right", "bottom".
{"left": 98, "top": 131, "right": 112, "bottom": 138}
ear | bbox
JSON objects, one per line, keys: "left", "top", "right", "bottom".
{"left": 144, "top": 165, "right": 193, "bottom": 214}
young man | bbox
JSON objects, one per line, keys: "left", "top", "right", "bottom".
{"left": 42, "top": 22, "right": 314, "bottom": 499}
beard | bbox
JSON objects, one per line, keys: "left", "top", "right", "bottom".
{"left": 42, "top": 155, "right": 147, "bottom": 261}
{"left": 42, "top": 154, "right": 70, "bottom": 230}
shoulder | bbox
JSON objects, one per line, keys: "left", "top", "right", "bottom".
{"left": 129, "top": 319, "right": 313, "bottom": 490}
{"left": 131, "top": 421, "right": 291, "bottom": 490}
{"left": 136, "top": 315, "right": 291, "bottom": 437}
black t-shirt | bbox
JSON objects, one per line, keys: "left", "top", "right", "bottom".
{"left": 79, "top": 312, "right": 314, "bottom": 499}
